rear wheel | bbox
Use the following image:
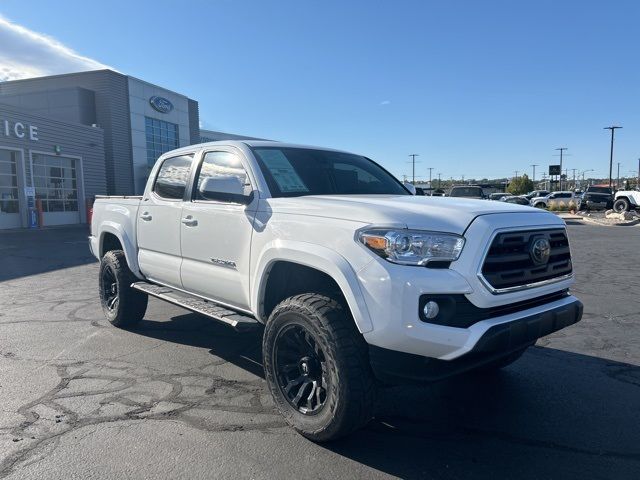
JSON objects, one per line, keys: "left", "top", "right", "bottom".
{"left": 534, "top": 202, "right": 547, "bottom": 209}
{"left": 613, "top": 198, "right": 630, "bottom": 213}
{"left": 262, "top": 293, "right": 375, "bottom": 442}
{"left": 99, "top": 250, "right": 148, "bottom": 328}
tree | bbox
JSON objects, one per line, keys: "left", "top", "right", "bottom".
{"left": 507, "top": 174, "right": 534, "bottom": 195}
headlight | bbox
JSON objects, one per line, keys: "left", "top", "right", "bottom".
{"left": 357, "top": 228, "right": 465, "bottom": 265}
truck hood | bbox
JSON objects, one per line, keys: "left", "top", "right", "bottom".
{"left": 263, "top": 195, "right": 548, "bottom": 234}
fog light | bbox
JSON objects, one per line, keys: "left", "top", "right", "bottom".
{"left": 423, "top": 301, "right": 440, "bottom": 319}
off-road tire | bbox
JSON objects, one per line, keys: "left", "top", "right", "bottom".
{"left": 613, "top": 198, "right": 630, "bottom": 213}
{"left": 99, "top": 250, "right": 148, "bottom": 328}
{"left": 262, "top": 293, "right": 375, "bottom": 442}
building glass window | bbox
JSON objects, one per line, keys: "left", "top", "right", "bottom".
{"left": 32, "top": 154, "right": 79, "bottom": 213}
{"left": 145, "top": 116, "right": 179, "bottom": 167}
{"left": 0, "top": 149, "right": 19, "bottom": 214}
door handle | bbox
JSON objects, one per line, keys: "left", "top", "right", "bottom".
{"left": 140, "top": 212, "right": 152, "bottom": 221}
{"left": 181, "top": 216, "right": 198, "bottom": 227}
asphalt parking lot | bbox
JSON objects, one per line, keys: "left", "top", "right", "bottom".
{"left": 1, "top": 223, "right": 639, "bottom": 479}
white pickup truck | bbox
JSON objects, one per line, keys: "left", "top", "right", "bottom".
{"left": 90, "top": 141, "right": 582, "bottom": 441}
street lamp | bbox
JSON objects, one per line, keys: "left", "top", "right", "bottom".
{"left": 604, "top": 126, "right": 622, "bottom": 188}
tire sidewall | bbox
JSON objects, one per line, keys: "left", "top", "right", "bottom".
{"left": 263, "top": 302, "right": 350, "bottom": 439}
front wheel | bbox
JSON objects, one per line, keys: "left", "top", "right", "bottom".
{"left": 262, "top": 294, "right": 375, "bottom": 442}
{"left": 534, "top": 202, "right": 547, "bottom": 209}
{"left": 99, "top": 250, "right": 148, "bottom": 328}
{"left": 613, "top": 198, "right": 630, "bottom": 213}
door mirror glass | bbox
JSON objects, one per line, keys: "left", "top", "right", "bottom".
{"left": 198, "top": 175, "right": 253, "bottom": 204}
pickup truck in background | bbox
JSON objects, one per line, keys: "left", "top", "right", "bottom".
{"left": 90, "top": 141, "right": 583, "bottom": 441}
{"left": 578, "top": 186, "right": 614, "bottom": 211}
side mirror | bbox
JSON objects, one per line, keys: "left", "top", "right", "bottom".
{"left": 403, "top": 182, "right": 417, "bottom": 195}
{"left": 199, "top": 176, "right": 253, "bottom": 204}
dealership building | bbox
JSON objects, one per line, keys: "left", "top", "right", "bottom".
{"left": 0, "top": 69, "right": 260, "bottom": 230}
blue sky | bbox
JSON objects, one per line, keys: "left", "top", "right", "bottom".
{"left": 1, "top": 0, "right": 638, "bottom": 181}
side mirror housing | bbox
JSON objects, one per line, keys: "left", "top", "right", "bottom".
{"left": 403, "top": 182, "right": 417, "bottom": 195}
{"left": 199, "top": 176, "right": 253, "bottom": 204}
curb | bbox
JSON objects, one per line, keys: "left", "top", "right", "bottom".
{"left": 578, "top": 216, "right": 640, "bottom": 227}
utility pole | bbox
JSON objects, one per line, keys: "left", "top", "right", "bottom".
{"left": 604, "top": 126, "right": 622, "bottom": 188}
{"left": 530, "top": 164, "right": 539, "bottom": 182}
{"left": 427, "top": 167, "right": 434, "bottom": 194}
{"left": 555, "top": 148, "right": 567, "bottom": 190}
{"left": 408, "top": 154, "right": 419, "bottom": 184}
{"left": 571, "top": 168, "right": 577, "bottom": 190}
{"left": 514, "top": 170, "right": 519, "bottom": 180}
{"left": 438, "top": 172, "right": 442, "bottom": 188}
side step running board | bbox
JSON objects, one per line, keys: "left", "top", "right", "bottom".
{"left": 131, "top": 281, "right": 260, "bottom": 332}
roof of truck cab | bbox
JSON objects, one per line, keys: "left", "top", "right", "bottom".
{"left": 160, "top": 140, "right": 356, "bottom": 157}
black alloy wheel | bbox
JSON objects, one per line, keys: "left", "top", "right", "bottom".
{"left": 101, "top": 263, "right": 119, "bottom": 312}
{"left": 274, "top": 323, "right": 329, "bottom": 415}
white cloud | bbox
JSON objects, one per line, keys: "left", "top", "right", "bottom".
{"left": 0, "top": 15, "right": 111, "bottom": 81}
{"left": 379, "top": 100, "right": 391, "bottom": 105}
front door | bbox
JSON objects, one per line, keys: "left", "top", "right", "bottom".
{"left": 137, "top": 153, "right": 193, "bottom": 287}
{"left": 180, "top": 150, "right": 258, "bottom": 310}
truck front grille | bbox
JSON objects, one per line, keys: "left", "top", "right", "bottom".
{"left": 481, "top": 229, "right": 572, "bottom": 292}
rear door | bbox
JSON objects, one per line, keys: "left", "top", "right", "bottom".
{"left": 180, "top": 149, "right": 258, "bottom": 310}
{"left": 137, "top": 153, "right": 194, "bottom": 287}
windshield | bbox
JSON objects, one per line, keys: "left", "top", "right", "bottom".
{"left": 587, "top": 187, "right": 612, "bottom": 194}
{"left": 252, "top": 147, "right": 409, "bottom": 197}
{"left": 450, "top": 186, "right": 483, "bottom": 197}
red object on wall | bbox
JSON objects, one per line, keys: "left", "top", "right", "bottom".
{"left": 35, "top": 199, "right": 44, "bottom": 227}
{"left": 86, "top": 198, "right": 94, "bottom": 229}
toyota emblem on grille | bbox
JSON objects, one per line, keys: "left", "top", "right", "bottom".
{"left": 530, "top": 237, "right": 551, "bottom": 265}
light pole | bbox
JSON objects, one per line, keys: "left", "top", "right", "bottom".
{"left": 408, "top": 154, "right": 419, "bottom": 184}
{"left": 617, "top": 162, "right": 621, "bottom": 189}
{"left": 438, "top": 172, "right": 442, "bottom": 189}
{"left": 427, "top": 167, "right": 434, "bottom": 194}
{"left": 555, "top": 148, "right": 567, "bottom": 190}
{"left": 604, "top": 126, "right": 622, "bottom": 188}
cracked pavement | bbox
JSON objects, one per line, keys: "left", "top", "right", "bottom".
{"left": 0, "top": 224, "right": 639, "bottom": 479}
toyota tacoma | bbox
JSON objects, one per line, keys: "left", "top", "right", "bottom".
{"left": 89, "top": 141, "right": 582, "bottom": 441}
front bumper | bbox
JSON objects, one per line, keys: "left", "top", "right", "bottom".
{"left": 368, "top": 296, "right": 583, "bottom": 384}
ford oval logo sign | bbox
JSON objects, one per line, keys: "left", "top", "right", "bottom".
{"left": 149, "top": 96, "right": 173, "bottom": 114}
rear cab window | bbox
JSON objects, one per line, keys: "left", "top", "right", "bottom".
{"left": 152, "top": 154, "right": 194, "bottom": 200}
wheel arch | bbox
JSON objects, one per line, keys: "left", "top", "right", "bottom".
{"left": 98, "top": 222, "right": 143, "bottom": 278}
{"left": 252, "top": 242, "right": 374, "bottom": 333}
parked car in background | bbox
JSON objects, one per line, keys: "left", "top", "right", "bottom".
{"left": 525, "top": 190, "right": 550, "bottom": 200}
{"left": 449, "top": 185, "right": 485, "bottom": 199}
{"left": 613, "top": 189, "right": 640, "bottom": 212}
{"left": 578, "top": 186, "right": 613, "bottom": 211}
{"left": 530, "top": 191, "right": 578, "bottom": 209}
{"left": 431, "top": 188, "right": 446, "bottom": 197}
{"left": 503, "top": 196, "right": 531, "bottom": 206}
{"left": 488, "top": 192, "right": 512, "bottom": 201}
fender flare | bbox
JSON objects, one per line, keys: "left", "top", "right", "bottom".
{"left": 98, "top": 221, "right": 143, "bottom": 278}
{"left": 252, "top": 241, "right": 374, "bottom": 333}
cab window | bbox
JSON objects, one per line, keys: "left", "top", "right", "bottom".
{"left": 153, "top": 154, "right": 193, "bottom": 200}
{"left": 194, "top": 151, "right": 249, "bottom": 201}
